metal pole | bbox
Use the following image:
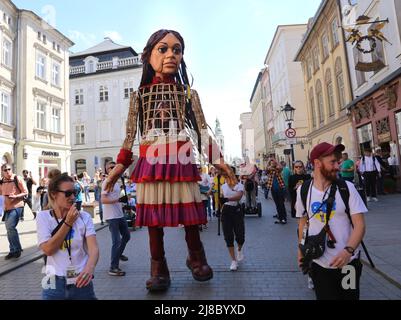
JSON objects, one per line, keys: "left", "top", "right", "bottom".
{"left": 217, "top": 174, "right": 221, "bottom": 236}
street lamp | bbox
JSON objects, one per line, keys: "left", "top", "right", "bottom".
{"left": 282, "top": 102, "right": 296, "bottom": 167}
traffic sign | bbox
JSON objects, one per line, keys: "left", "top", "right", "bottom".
{"left": 286, "top": 138, "right": 297, "bottom": 145}
{"left": 285, "top": 128, "right": 297, "bottom": 138}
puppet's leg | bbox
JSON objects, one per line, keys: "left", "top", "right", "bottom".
{"left": 146, "top": 227, "right": 171, "bottom": 291}
{"left": 185, "top": 225, "right": 213, "bottom": 281}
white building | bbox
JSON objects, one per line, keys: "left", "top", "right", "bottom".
{"left": 239, "top": 112, "right": 255, "bottom": 164}
{"left": 69, "top": 39, "right": 142, "bottom": 176}
{"left": 249, "top": 71, "right": 267, "bottom": 167}
{"left": 214, "top": 118, "right": 225, "bottom": 160}
{"left": 265, "top": 25, "right": 309, "bottom": 164}
{"left": 0, "top": 0, "right": 74, "bottom": 179}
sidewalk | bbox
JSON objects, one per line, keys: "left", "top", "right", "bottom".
{"left": 0, "top": 201, "right": 106, "bottom": 277}
{"left": 361, "top": 194, "right": 401, "bottom": 288}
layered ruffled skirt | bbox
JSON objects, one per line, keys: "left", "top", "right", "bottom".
{"left": 131, "top": 141, "right": 206, "bottom": 227}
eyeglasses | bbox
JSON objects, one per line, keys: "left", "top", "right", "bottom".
{"left": 3, "top": 168, "right": 11, "bottom": 172}
{"left": 57, "top": 189, "right": 78, "bottom": 197}
{"left": 294, "top": 166, "right": 303, "bottom": 169}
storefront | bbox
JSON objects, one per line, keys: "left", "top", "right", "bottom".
{"left": 349, "top": 69, "right": 401, "bottom": 191}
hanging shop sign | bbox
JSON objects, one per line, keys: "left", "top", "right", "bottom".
{"left": 42, "top": 151, "right": 60, "bottom": 157}
{"left": 345, "top": 15, "right": 391, "bottom": 72}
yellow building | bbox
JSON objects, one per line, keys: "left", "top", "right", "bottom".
{"left": 295, "top": 0, "right": 357, "bottom": 158}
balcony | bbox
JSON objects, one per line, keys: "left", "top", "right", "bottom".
{"left": 70, "top": 57, "right": 141, "bottom": 76}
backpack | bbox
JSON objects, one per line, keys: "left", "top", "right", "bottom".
{"left": 300, "top": 178, "right": 375, "bottom": 268}
{"left": 0, "top": 176, "right": 28, "bottom": 203}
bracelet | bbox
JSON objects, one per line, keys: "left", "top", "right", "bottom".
{"left": 64, "top": 221, "right": 73, "bottom": 228}
{"left": 344, "top": 246, "right": 355, "bottom": 255}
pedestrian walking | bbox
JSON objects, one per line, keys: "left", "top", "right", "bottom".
{"left": 296, "top": 142, "right": 367, "bottom": 300}
{"left": 280, "top": 161, "right": 291, "bottom": 200}
{"left": 359, "top": 148, "right": 381, "bottom": 202}
{"left": 340, "top": 153, "right": 355, "bottom": 183}
{"left": 22, "top": 170, "right": 37, "bottom": 220}
{"left": 288, "top": 161, "right": 311, "bottom": 218}
{"left": 266, "top": 159, "right": 287, "bottom": 224}
{"left": 73, "top": 175, "right": 84, "bottom": 211}
{"left": 104, "top": 29, "right": 236, "bottom": 292}
{"left": 220, "top": 167, "right": 245, "bottom": 271}
{"left": 81, "top": 172, "right": 91, "bottom": 203}
{"left": 37, "top": 170, "right": 99, "bottom": 300}
{"left": 0, "top": 164, "right": 28, "bottom": 260}
{"left": 102, "top": 161, "right": 131, "bottom": 276}
{"left": 374, "top": 148, "right": 389, "bottom": 195}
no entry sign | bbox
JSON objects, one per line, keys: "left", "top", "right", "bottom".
{"left": 285, "top": 128, "right": 296, "bottom": 138}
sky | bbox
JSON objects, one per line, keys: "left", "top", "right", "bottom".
{"left": 14, "top": 0, "right": 322, "bottom": 159}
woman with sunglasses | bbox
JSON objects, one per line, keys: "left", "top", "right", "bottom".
{"left": 36, "top": 169, "right": 99, "bottom": 300}
{"left": 288, "top": 161, "right": 311, "bottom": 218}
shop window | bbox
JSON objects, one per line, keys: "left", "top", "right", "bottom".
{"left": 75, "top": 159, "right": 87, "bottom": 175}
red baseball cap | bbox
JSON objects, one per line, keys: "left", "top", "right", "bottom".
{"left": 310, "top": 142, "right": 345, "bottom": 163}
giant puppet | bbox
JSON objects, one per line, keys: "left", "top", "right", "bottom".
{"left": 104, "top": 29, "right": 236, "bottom": 292}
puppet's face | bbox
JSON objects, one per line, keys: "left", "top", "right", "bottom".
{"left": 149, "top": 33, "right": 183, "bottom": 79}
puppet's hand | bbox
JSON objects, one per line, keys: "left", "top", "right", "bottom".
{"left": 104, "top": 164, "right": 126, "bottom": 193}
{"left": 215, "top": 163, "right": 238, "bottom": 188}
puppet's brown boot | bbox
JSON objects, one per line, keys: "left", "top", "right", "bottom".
{"left": 146, "top": 258, "right": 171, "bottom": 292}
{"left": 186, "top": 244, "right": 213, "bottom": 282}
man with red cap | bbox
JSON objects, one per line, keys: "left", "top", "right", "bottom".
{"left": 296, "top": 142, "right": 367, "bottom": 300}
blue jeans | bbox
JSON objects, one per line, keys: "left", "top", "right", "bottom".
{"left": 107, "top": 218, "right": 131, "bottom": 269}
{"left": 42, "top": 276, "right": 97, "bottom": 300}
{"left": 98, "top": 195, "right": 103, "bottom": 222}
{"left": 4, "top": 208, "right": 23, "bottom": 254}
{"left": 272, "top": 188, "right": 287, "bottom": 221}
{"left": 84, "top": 186, "right": 90, "bottom": 202}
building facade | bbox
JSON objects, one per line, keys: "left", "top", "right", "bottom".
{"left": 0, "top": 0, "right": 74, "bottom": 179}
{"left": 295, "top": 0, "right": 355, "bottom": 159}
{"left": 69, "top": 39, "right": 142, "bottom": 176}
{"left": 249, "top": 71, "right": 267, "bottom": 168}
{"left": 342, "top": 0, "right": 401, "bottom": 189}
{"left": 214, "top": 118, "right": 225, "bottom": 161}
{"left": 260, "top": 67, "right": 275, "bottom": 164}
{"left": 239, "top": 112, "right": 255, "bottom": 164}
{"left": 266, "top": 25, "right": 309, "bottom": 165}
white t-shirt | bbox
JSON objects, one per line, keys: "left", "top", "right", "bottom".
{"left": 296, "top": 181, "right": 368, "bottom": 269}
{"left": 222, "top": 182, "right": 245, "bottom": 206}
{"left": 36, "top": 210, "right": 96, "bottom": 277}
{"left": 199, "top": 173, "right": 212, "bottom": 201}
{"left": 101, "top": 180, "right": 124, "bottom": 220}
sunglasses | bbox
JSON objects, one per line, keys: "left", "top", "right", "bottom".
{"left": 294, "top": 166, "right": 303, "bottom": 169}
{"left": 3, "top": 168, "right": 11, "bottom": 172}
{"left": 57, "top": 189, "right": 78, "bottom": 197}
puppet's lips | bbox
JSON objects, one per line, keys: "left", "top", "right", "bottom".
{"left": 164, "top": 63, "right": 177, "bottom": 67}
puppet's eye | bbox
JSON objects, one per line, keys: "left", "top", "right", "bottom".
{"left": 173, "top": 47, "right": 182, "bottom": 55}
{"left": 158, "top": 47, "right": 167, "bottom": 54}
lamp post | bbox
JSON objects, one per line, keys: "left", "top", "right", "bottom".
{"left": 282, "top": 102, "right": 296, "bottom": 167}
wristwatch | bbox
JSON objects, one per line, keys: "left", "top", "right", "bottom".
{"left": 344, "top": 246, "right": 355, "bottom": 255}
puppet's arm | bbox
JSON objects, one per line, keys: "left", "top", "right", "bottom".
{"left": 191, "top": 89, "right": 237, "bottom": 187}
{"left": 104, "top": 91, "right": 139, "bottom": 192}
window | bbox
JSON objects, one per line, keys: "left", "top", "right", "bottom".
{"left": 3, "top": 13, "right": 6, "bottom": 22}
{"left": 335, "top": 58, "right": 346, "bottom": 110}
{"left": 312, "top": 46, "right": 320, "bottom": 71}
{"left": 75, "top": 159, "right": 87, "bottom": 174}
{"left": 99, "top": 85, "right": 109, "bottom": 102}
{"left": 75, "top": 89, "right": 84, "bottom": 105}
{"left": 325, "top": 69, "right": 335, "bottom": 117}
{"left": 51, "top": 108, "right": 61, "bottom": 133}
{"left": 38, "top": 32, "right": 42, "bottom": 40}
{"left": 331, "top": 18, "right": 339, "bottom": 47}
{"left": 75, "top": 125, "right": 85, "bottom": 145}
{"left": 124, "top": 81, "right": 134, "bottom": 99}
{"left": 36, "top": 52, "right": 46, "bottom": 80}
{"left": 309, "top": 87, "right": 316, "bottom": 128}
{"left": 57, "top": 44, "right": 60, "bottom": 53}
{"left": 87, "top": 60, "right": 96, "bottom": 73}
{"left": 53, "top": 42, "right": 56, "bottom": 50}
{"left": 0, "top": 92, "right": 10, "bottom": 124}
{"left": 322, "top": 33, "right": 329, "bottom": 59}
{"left": 306, "top": 55, "right": 312, "bottom": 80}
{"left": 353, "top": 45, "right": 366, "bottom": 87}
{"left": 2, "top": 39, "right": 12, "bottom": 67}
{"left": 52, "top": 62, "right": 61, "bottom": 86}
{"left": 42, "top": 35, "right": 47, "bottom": 44}
{"left": 36, "top": 102, "right": 46, "bottom": 130}
{"left": 316, "top": 80, "right": 325, "bottom": 124}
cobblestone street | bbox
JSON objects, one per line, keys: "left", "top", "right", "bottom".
{"left": 1, "top": 193, "right": 400, "bottom": 300}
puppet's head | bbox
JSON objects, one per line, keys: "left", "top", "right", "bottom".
{"left": 140, "top": 29, "right": 190, "bottom": 87}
